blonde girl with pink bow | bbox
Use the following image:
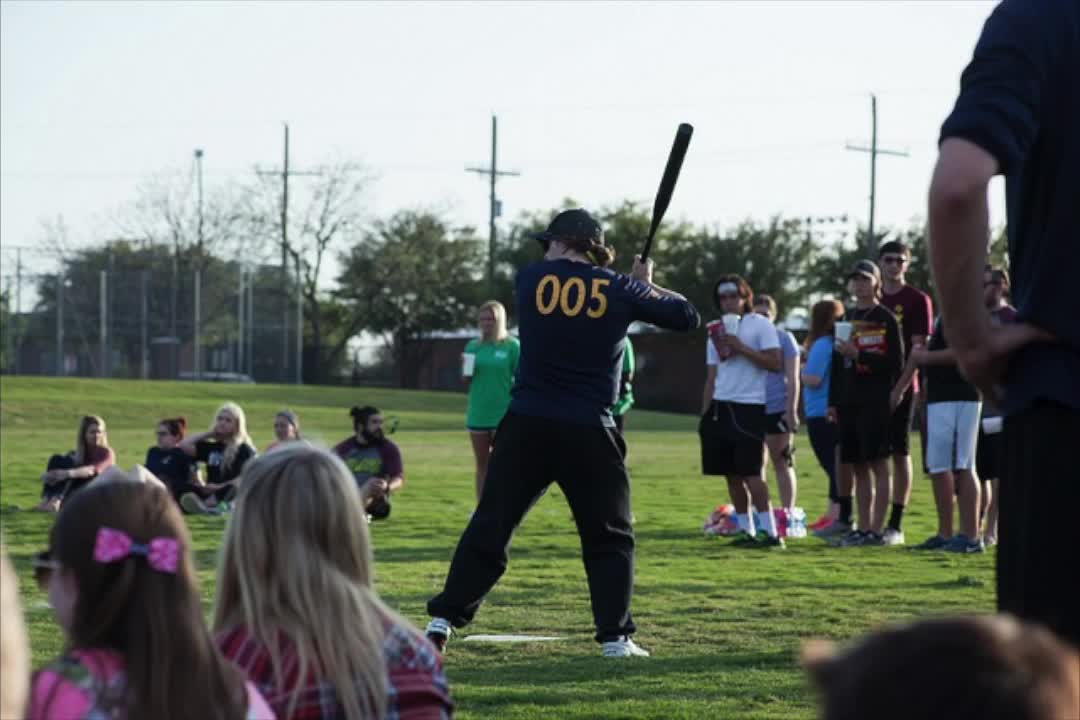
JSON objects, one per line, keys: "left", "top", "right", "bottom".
{"left": 29, "top": 479, "right": 274, "bottom": 720}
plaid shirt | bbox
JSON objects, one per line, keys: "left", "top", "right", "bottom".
{"left": 217, "top": 619, "right": 452, "bottom": 720}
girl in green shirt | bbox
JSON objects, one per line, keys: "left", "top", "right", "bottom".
{"left": 463, "top": 301, "right": 520, "bottom": 501}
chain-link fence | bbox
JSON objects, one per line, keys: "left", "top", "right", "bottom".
{"left": 2, "top": 259, "right": 319, "bottom": 384}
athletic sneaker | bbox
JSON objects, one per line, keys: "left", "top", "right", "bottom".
{"left": 814, "top": 520, "right": 852, "bottom": 540}
{"left": 912, "top": 534, "right": 950, "bottom": 550}
{"left": 753, "top": 530, "right": 785, "bottom": 549}
{"left": 943, "top": 534, "right": 985, "bottom": 554}
{"left": 425, "top": 617, "right": 452, "bottom": 653}
{"left": 860, "top": 532, "right": 885, "bottom": 546}
{"left": 730, "top": 530, "right": 758, "bottom": 547}
{"left": 601, "top": 636, "right": 650, "bottom": 657}
{"left": 882, "top": 528, "right": 905, "bottom": 546}
{"left": 837, "top": 530, "right": 866, "bottom": 547}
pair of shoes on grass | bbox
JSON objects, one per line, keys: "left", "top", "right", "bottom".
{"left": 423, "top": 617, "right": 651, "bottom": 658}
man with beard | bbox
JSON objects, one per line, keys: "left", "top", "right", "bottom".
{"left": 333, "top": 405, "right": 404, "bottom": 520}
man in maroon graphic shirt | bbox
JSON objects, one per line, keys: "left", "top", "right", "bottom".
{"left": 876, "top": 240, "right": 934, "bottom": 546}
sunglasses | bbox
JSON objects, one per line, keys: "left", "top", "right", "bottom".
{"left": 880, "top": 256, "right": 906, "bottom": 266}
{"left": 33, "top": 550, "right": 60, "bottom": 591}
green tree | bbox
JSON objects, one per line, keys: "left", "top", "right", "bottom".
{"left": 337, "top": 210, "right": 484, "bottom": 387}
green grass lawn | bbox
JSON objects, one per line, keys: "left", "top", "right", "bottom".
{"left": 0, "top": 377, "right": 996, "bottom": 719}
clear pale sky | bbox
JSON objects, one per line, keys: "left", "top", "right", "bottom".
{"left": 1, "top": 0, "right": 1004, "bottom": 298}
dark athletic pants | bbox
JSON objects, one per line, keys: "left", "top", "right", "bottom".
{"left": 427, "top": 411, "right": 636, "bottom": 642}
{"left": 1000, "top": 401, "right": 1080, "bottom": 648}
{"left": 806, "top": 417, "right": 839, "bottom": 502}
{"left": 41, "top": 454, "right": 91, "bottom": 502}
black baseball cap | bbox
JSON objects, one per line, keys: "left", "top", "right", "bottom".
{"left": 847, "top": 259, "right": 881, "bottom": 283}
{"left": 530, "top": 209, "right": 604, "bottom": 248}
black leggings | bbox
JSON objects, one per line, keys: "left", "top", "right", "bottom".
{"left": 806, "top": 417, "right": 839, "bottom": 502}
{"left": 41, "top": 454, "right": 92, "bottom": 502}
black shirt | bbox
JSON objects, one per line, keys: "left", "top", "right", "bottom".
{"left": 194, "top": 439, "right": 256, "bottom": 485}
{"left": 510, "top": 258, "right": 699, "bottom": 426}
{"left": 144, "top": 446, "right": 193, "bottom": 494}
{"left": 829, "top": 304, "right": 904, "bottom": 406}
{"left": 925, "top": 320, "right": 980, "bottom": 405}
{"left": 939, "top": 0, "right": 1080, "bottom": 415}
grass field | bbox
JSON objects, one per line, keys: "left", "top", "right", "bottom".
{"left": 0, "top": 377, "right": 996, "bottom": 719}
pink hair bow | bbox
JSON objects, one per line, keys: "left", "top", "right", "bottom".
{"left": 93, "top": 527, "right": 179, "bottom": 574}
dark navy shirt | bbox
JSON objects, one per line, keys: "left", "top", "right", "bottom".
{"left": 939, "top": 0, "right": 1080, "bottom": 414}
{"left": 510, "top": 258, "right": 700, "bottom": 426}
{"left": 143, "top": 446, "right": 193, "bottom": 495}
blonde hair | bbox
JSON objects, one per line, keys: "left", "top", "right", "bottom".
{"left": 478, "top": 300, "right": 509, "bottom": 342}
{"left": 0, "top": 546, "right": 29, "bottom": 720}
{"left": 74, "top": 415, "right": 108, "bottom": 464}
{"left": 211, "top": 403, "right": 254, "bottom": 472}
{"left": 213, "top": 444, "right": 400, "bottom": 719}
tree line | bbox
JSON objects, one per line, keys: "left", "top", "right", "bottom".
{"left": 2, "top": 159, "right": 1008, "bottom": 385}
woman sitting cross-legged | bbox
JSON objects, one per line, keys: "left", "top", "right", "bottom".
{"left": 177, "top": 403, "right": 256, "bottom": 515}
{"left": 35, "top": 415, "right": 116, "bottom": 513}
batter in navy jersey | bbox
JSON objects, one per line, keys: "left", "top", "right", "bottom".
{"left": 426, "top": 209, "right": 700, "bottom": 657}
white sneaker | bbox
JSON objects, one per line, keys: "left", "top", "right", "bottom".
{"left": 601, "top": 636, "right": 650, "bottom": 657}
{"left": 882, "top": 528, "right": 905, "bottom": 546}
{"left": 425, "top": 617, "right": 452, "bottom": 653}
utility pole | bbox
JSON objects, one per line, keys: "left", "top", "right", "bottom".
{"left": 467, "top": 115, "right": 520, "bottom": 295}
{"left": 846, "top": 94, "right": 909, "bottom": 257}
{"left": 194, "top": 149, "right": 205, "bottom": 260}
{"left": 257, "top": 124, "right": 320, "bottom": 383}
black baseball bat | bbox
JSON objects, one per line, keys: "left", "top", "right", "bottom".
{"left": 640, "top": 123, "right": 693, "bottom": 262}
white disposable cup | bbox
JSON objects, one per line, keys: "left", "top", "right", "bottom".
{"left": 982, "top": 416, "right": 1003, "bottom": 434}
{"left": 722, "top": 314, "right": 740, "bottom": 335}
{"left": 835, "top": 321, "right": 853, "bottom": 342}
{"left": 462, "top": 353, "right": 476, "bottom": 377}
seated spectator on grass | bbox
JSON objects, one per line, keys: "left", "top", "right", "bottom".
{"left": 802, "top": 614, "right": 1079, "bottom": 720}
{"left": 213, "top": 444, "right": 453, "bottom": 720}
{"left": 178, "top": 403, "right": 256, "bottom": 516}
{"left": 1, "top": 546, "right": 30, "bottom": 720}
{"left": 35, "top": 415, "right": 116, "bottom": 513}
{"left": 333, "top": 406, "right": 404, "bottom": 521}
{"left": 265, "top": 409, "right": 301, "bottom": 452}
{"left": 143, "top": 417, "right": 196, "bottom": 502}
{"left": 28, "top": 480, "right": 272, "bottom": 720}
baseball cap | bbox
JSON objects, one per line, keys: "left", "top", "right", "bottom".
{"left": 530, "top": 209, "right": 604, "bottom": 248}
{"left": 847, "top": 259, "right": 881, "bottom": 283}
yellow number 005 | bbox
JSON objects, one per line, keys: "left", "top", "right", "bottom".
{"left": 535, "top": 275, "right": 610, "bottom": 318}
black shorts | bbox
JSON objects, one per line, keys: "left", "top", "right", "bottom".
{"left": 839, "top": 402, "right": 891, "bottom": 464}
{"left": 765, "top": 412, "right": 790, "bottom": 435}
{"left": 699, "top": 401, "right": 766, "bottom": 477}
{"left": 976, "top": 426, "right": 1002, "bottom": 480}
{"left": 888, "top": 389, "right": 916, "bottom": 455}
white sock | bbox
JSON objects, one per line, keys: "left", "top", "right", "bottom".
{"left": 756, "top": 509, "right": 778, "bottom": 538}
{"left": 735, "top": 513, "right": 754, "bottom": 533}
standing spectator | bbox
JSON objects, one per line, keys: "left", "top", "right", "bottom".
{"left": 612, "top": 336, "right": 636, "bottom": 434}
{"left": 829, "top": 261, "right": 904, "bottom": 547}
{"left": 143, "top": 417, "right": 195, "bottom": 504}
{"left": 976, "top": 267, "right": 1016, "bottom": 546}
{"left": 929, "top": 0, "right": 1077, "bottom": 646}
{"left": 178, "top": 403, "right": 257, "bottom": 516}
{"left": 877, "top": 240, "right": 934, "bottom": 546}
{"left": 894, "top": 317, "right": 984, "bottom": 553}
{"left": 802, "top": 299, "right": 845, "bottom": 532}
{"left": 333, "top": 405, "right": 404, "bottom": 520}
{"left": 28, "top": 481, "right": 272, "bottom": 720}
{"left": 214, "top": 444, "right": 453, "bottom": 720}
{"left": 265, "top": 409, "right": 301, "bottom": 452}
{"left": 463, "top": 300, "right": 520, "bottom": 503}
{"left": 754, "top": 294, "right": 800, "bottom": 518}
{"left": 35, "top": 416, "right": 116, "bottom": 513}
{"left": 700, "top": 276, "right": 784, "bottom": 548}
{"left": 425, "top": 208, "right": 699, "bottom": 657}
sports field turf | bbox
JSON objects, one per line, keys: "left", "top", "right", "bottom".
{"left": 0, "top": 377, "right": 996, "bottom": 719}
